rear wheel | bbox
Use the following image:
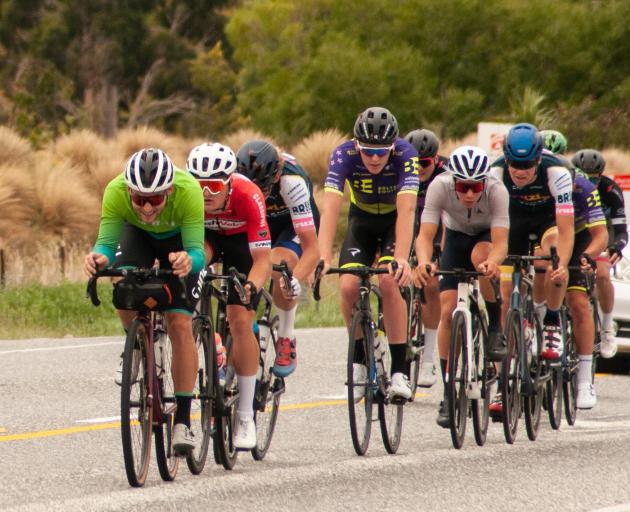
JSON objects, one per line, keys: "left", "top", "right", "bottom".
{"left": 347, "top": 311, "right": 373, "bottom": 456}
{"left": 120, "top": 320, "right": 153, "bottom": 487}
{"left": 563, "top": 316, "right": 578, "bottom": 426}
{"left": 378, "top": 336, "right": 403, "bottom": 454}
{"left": 501, "top": 310, "right": 521, "bottom": 444}
{"left": 524, "top": 317, "right": 543, "bottom": 441}
{"left": 186, "top": 319, "right": 212, "bottom": 474}
{"left": 406, "top": 287, "right": 423, "bottom": 400}
{"left": 447, "top": 311, "right": 468, "bottom": 449}
{"left": 546, "top": 364, "right": 563, "bottom": 430}
{"left": 252, "top": 316, "right": 282, "bottom": 461}
{"left": 214, "top": 332, "right": 239, "bottom": 470}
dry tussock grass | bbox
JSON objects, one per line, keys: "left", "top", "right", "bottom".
{"left": 220, "top": 128, "right": 275, "bottom": 154}
{"left": 601, "top": 148, "right": 630, "bottom": 175}
{"left": 0, "top": 126, "right": 33, "bottom": 167}
{"left": 290, "top": 129, "right": 347, "bottom": 187}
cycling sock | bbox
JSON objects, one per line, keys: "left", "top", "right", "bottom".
{"left": 389, "top": 343, "right": 407, "bottom": 376}
{"left": 174, "top": 393, "right": 193, "bottom": 427}
{"left": 236, "top": 374, "right": 257, "bottom": 418}
{"left": 534, "top": 302, "right": 547, "bottom": 324}
{"left": 278, "top": 304, "right": 297, "bottom": 339}
{"left": 577, "top": 354, "right": 593, "bottom": 385}
{"left": 440, "top": 358, "right": 447, "bottom": 385}
{"left": 602, "top": 312, "right": 614, "bottom": 331}
{"left": 486, "top": 301, "right": 501, "bottom": 331}
{"left": 544, "top": 308, "right": 560, "bottom": 326}
{"left": 423, "top": 329, "right": 437, "bottom": 366}
{"left": 353, "top": 338, "right": 365, "bottom": 364}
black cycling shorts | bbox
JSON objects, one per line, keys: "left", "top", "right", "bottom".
{"left": 567, "top": 230, "right": 592, "bottom": 292}
{"left": 113, "top": 224, "right": 199, "bottom": 314}
{"left": 339, "top": 206, "right": 397, "bottom": 267}
{"left": 205, "top": 230, "right": 258, "bottom": 306}
{"left": 508, "top": 209, "right": 556, "bottom": 256}
{"left": 439, "top": 228, "right": 491, "bottom": 292}
{"left": 268, "top": 209, "right": 321, "bottom": 258}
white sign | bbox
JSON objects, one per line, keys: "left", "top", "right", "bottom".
{"left": 477, "top": 122, "right": 513, "bottom": 159}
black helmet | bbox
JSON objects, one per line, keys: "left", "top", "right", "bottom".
{"left": 404, "top": 129, "right": 440, "bottom": 157}
{"left": 236, "top": 140, "right": 280, "bottom": 193}
{"left": 353, "top": 106, "right": 399, "bottom": 145}
{"left": 571, "top": 149, "right": 606, "bottom": 175}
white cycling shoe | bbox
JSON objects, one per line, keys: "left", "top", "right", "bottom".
{"left": 576, "top": 382, "right": 597, "bottom": 410}
{"left": 600, "top": 330, "right": 618, "bottom": 359}
{"left": 417, "top": 362, "right": 437, "bottom": 388}
{"left": 390, "top": 372, "right": 412, "bottom": 400}
{"left": 234, "top": 414, "right": 256, "bottom": 450}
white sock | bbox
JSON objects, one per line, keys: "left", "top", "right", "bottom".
{"left": 534, "top": 302, "right": 547, "bottom": 324}
{"left": 237, "top": 374, "right": 257, "bottom": 418}
{"left": 423, "top": 329, "right": 437, "bottom": 366}
{"left": 577, "top": 354, "right": 593, "bottom": 386}
{"left": 278, "top": 305, "right": 297, "bottom": 339}
{"left": 602, "top": 312, "right": 614, "bottom": 331}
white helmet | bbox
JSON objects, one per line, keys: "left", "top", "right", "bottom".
{"left": 448, "top": 145, "right": 490, "bottom": 181}
{"left": 124, "top": 148, "right": 174, "bottom": 193}
{"left": 186, "top": 142, "right": 237, "bottom": 179}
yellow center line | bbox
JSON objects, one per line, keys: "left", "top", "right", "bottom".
{"left": 0, "top": 392, "right": 427, "bottom": 443}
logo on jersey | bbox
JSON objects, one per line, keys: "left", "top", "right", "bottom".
{"left": 349, "top": 248, "right": 361, "bottom": 257}
{"left": 556, "top": 192, "right": 572, "bottom": 204}
{"left": 258, "top": 230, "right": 268, "bottom": 238}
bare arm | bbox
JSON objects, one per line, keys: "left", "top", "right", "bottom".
{"left": 292, "top": 228, "right": 320, "bottom": 282}
{"left": 393, "top": 193, "right": 417, "bottom": 261}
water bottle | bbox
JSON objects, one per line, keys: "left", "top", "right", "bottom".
{"left": 215, "top": 332, "right": 227, "bottom": 386}
{"left": 374, "top": 328, "right": 387, "bottom": 376}
{"left": 256, "top": 321, "right": 271, "bottom": 380}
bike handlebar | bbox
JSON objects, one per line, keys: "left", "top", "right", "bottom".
{"left": 312, "top": 260, "right": 397, "bottom": 302}
{"left": 86, "top": 268, "right": 178, "bottom": 307}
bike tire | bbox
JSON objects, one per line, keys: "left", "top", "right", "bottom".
{"left": 347, "top": 311, "right": 373, "bottom": 456}
{"left": 501, "top": 310, "right": 521, "bottom": 444}
{"left": 563, "top": 313, "right": 578, "bottom": 426}
{"left": 471, "top": 312, "right": 490, "bottom": 447}
{"left": 524, "top": 317, "right": 544, "bottom": 441}
{"left": 252, "top": 315, "right": 282, "bottom": 461}
{"left": 120, "top": 319, "right": 153, "bottom": 487}
{"left": 378, "top": 334, "right": 403, "bottom": 454}
{"left": 546, "top": 364, "right": 563, "bottom": 430}
{"left": 214, "top": 332, "right": 238, "bottom": 470}
{"left": 447, "top": 311, "right": 468, "bottom": 449}
{"left": 186, "top": 318, "right": 213, "bottom": 474}
{"left": 406, "top": 286, "right": 423, "bottom": 400}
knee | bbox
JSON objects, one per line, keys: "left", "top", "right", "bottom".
{"left": 378, "top": 274, "right": 399, "bottom": 299}
{"left": 340, "top": 279, "right": 358, "bottom": 302}
{"left": 226, "top": 309, "right": 254, "bottom": 339}
{"left": 165, "top": 314, "right": 192, "bottom": 345}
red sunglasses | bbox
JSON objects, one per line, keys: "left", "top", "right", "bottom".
{"left": 419, "top": 157, "right": 435, "bottom": 168}
{"left": 454, "top": 180, "right": 485, "bottom": 194}
{"left": 130, "top": 193, "right": 167, "bottom": 207}
{"left": 198, "top": 178, "right": 229, "bottom": 195}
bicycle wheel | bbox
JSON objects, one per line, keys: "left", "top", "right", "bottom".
{"left": 252, "top": 315, "right": 282, "bottom": 461}
{"left": 563, "top": 316, "right": 578, "bottom": 426}
{"left": 447, "top": 310, "right": 468, "bottom": 449}
{"left": 406, "top": 286, "right": 423, "bottom": 400}
{"left": 347, "top": 311, "right": 373, "bottom": 456}
{"left": 524, "top": 317, "right": 543, "bottom": 441}
{"left": 501, "top": 310, "right": 521, "bottom": 444}
{"left": 378, "top": 338, "right": 403, "bottom": 454}
{"left": 214, "top": 333, "right": 238, "bottom": 470}
{"left": 546, "top": 364, "right": 563, "bottom": 430}
{"left": 154, "top": 329, "right": 180, "bottom": 481}
{"left": 120, "top": 319, "right": 153, "bottom": 487}
{"left": 471, "top": 313, "right": 490, "bottom": 447}
{"left": 186, "top": 318, "right": 213, "bottom": 474}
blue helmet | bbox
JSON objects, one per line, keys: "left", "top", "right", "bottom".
{"left": 503, "top": 123, "right": 543, "bottom": 165}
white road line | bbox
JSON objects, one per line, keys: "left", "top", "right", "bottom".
{"left": 0, "top": 341, "right": 120, "bottom": 355}
{"left": 592, "top": 503, "right": 630, "bottom": 512}
{"left": 76, "top": 416, "right": 120, "bottom": 424}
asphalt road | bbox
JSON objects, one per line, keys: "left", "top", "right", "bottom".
{"left": 2, "top": 328, "right": 630, "bottom": 512}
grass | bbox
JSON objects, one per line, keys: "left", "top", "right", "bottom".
{"left": 0, "top": 280, "right": 344, "bottom": 340}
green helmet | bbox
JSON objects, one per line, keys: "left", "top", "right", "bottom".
{"left": 540, "top": 129, "right": 568, "bottom": 155}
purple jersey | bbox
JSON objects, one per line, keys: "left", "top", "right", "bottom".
{"left": 324, "top": 138, "right": 419, "bottom": 214}
{"left": 573, "top": 174, "right": 606, "bottom": 234}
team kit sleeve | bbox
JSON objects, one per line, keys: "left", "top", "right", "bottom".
{"left": 489, "top": 180, "right": 511, "bottom": 229}
{"left": 420, "top": 177, "right": 444, "bottom": 226}
{"left": 396, "top": 145, "right": 420, "bottom": 195}
{"left": 583, "top": 183, "right": 607, "bottom": 228}
{"left": 604, "top": 177, "right": 629, "bottom": 248}
{"left": 547, "top": 166, "right": 575, "bottom": 216}
{"left": 92, "top": 179, "right": 126, "bottom": 264}
{"left": 176, "top": 182, "right": 206, "bottom": 273}
{"left": 324, "top": 145, "right": 349, "bottom": 195}
{"left": 243, "top": 185, "right": 272, "bottom": 251}
{"left": 279, "top": 175, "right": 316, "bottom": 234}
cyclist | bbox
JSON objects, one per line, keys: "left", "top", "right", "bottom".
{"left": 415, "top": 145, "right": 509, "bottom": 428}
{"left": 565, "top": 168, "right": 608, "bottom": 408}
{"left": 235, "top": 140, "right": 320, "bottom": 378}
{"left": 572, "top": 149, "right": 628, "bottom": 358}
{"left": 319, "top": 106, "right": 419, "bottom": 400}
{"left": 491, "top": 123, "right": 574, "bottom": 362}
{"left": 186, "top": 142, "right": 272, "bottom": 449}
{"left": 84, "top": 147, "right": 205, "bottom": 454}
{"left": 404, "top": 128, "right": 448, "bottom": 388}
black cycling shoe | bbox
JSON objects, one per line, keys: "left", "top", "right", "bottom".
{"left": 487, "top": 331, "right": 507, "bottom": 361}
{"left": 436, "top": 400, "right": 449, "bottom": 428}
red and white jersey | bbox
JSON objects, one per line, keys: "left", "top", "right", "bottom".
{"left": 204, "top": 174, "right": 271, "bottom": 251}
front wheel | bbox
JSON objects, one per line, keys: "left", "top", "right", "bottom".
{"left": 524, "top": 317, "right": 543, "bottom": 442}
{"left": 120, "top": 320, "right": 153, "bottom": 487}
{"left": 501, "top": 310, "right": 522, "bottom": 444}
{"left": 471, "top": 312, "right": 490, "bottom": 447}
{"left": 447, "top": 311, "right": 468, "bottom": 449}
{"left": 347, "top": 312, "right": 373, "bottom": 456}
{"left": 563, "top": 318, "right": 578, "bottom": 426}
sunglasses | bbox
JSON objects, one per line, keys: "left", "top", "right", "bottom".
{"left": 198, "top": 178, "right": 230, "bottom": 195}
{"left": 130, "top": 193, "right": 167, "bottom": 207}
{"left": 507, "top": 159, "right": 538, "bottom": 170}
{"left": 356, "top": 142, "right": 394, "bottom": 157}
{"left": 419, "top": 157, "right": 435, "bottom": 168}
{"left": 454, "top": 180, "right": 485, "bottom": 194}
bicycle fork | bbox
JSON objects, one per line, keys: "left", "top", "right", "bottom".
{"left": 454, "top": 281, "right": 481, "bottom": 400}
